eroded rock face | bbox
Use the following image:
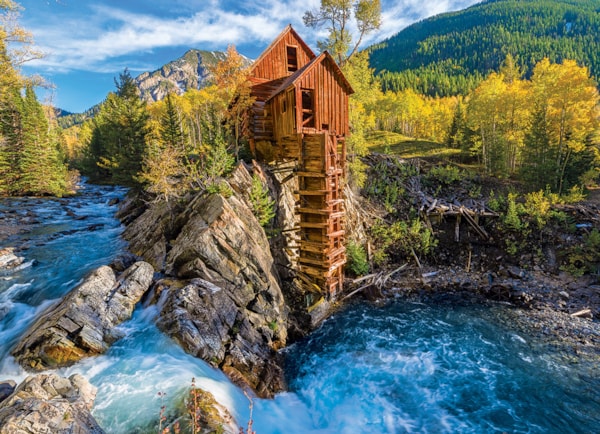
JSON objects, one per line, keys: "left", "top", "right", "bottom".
{"left": 158, "top": 188, "right": 288, "bottom": 397}
{"left": 156, "top": 277, "right": 286, "bottom": 398}
{"left": 0, "top": 373, "right": 104, "bottom": 434}
{"left": 120, "top": 200, "right": 172, "bottom": 271}
{"left": 124, "top": 164, "right": 288, "bottom": 397}
{"left": 11, "top": 261, "right": 154, "bottom": 370}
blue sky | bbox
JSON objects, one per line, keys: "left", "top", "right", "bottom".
{"left": 14, "top": 0, "right": 480, "bottom": 113}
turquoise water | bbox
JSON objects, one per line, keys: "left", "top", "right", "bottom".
{"left": 284, "top": 302, "right": 600, "bottom": 433}
{"left": 1, "top": 185, "right": 598, "bottom": 433}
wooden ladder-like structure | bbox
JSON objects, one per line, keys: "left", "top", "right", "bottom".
{"left": 295, "top": 133, "right": 346, "bottom": 297}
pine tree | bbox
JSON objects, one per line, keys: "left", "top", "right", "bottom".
{"left": 0, "top": 0, "right": 69, "bottom": 197}
{"left": 84, "top": 69, "right": 150, "bottom": 186}
{"left": 446, "top": 99, "right": 465, "bottom": 148}
{"left": 160, "top": 93, "right": 186, "bottom": 150}
{"left": 521, "top": 103, "right": 556, "bottom": 190}
{"left": 17, "top": 85, "right": 67, "bottom": 195}
{"left": 249, "top": 173, "right": 275, "bottom": 227}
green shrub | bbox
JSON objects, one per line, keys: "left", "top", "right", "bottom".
{"left": 346, "top": 241, "right": 369, "bottom": 276}
{"left": 524, "top": 190, "right": 551, "bottom": 229}
{"left": 249, "top": 174, "right": 275, "bottom": 227}
{"left": 371, "top": 218, "right": 437, "bottom": 266}
{"left": 487, "top": 190, "right": 505, "bottom": 212}
{"left": 503, "top": 192, "right": 524, "bottom": 231}
{"left": 562, "top": 185, "right": 586, "bottom": 204}
{"left": 427, "top": 164, "right": 463, "bottom": 185}
{"left": 560, "top": 228, "right": 600, "bottom": 276}
{"left": 206, "top": 181, "right": 233, "bottom": 197}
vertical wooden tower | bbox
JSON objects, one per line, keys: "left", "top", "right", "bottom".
{"left": 245, "top": 26, "right": 353, "bottom": 298}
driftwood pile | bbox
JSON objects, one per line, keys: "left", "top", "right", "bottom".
{"left": 342, "top": 263, "right": 409, "bottom": 301}
{"left": 416, "top": 194, "right": 497, "bottom": 241}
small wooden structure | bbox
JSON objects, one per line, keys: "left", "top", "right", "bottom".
{"left": 245, "top": 26, "right": 353, "bottom": 297}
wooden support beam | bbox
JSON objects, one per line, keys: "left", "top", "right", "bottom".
{"left": 298, "top": 222, "right": 329, "bottom": 229}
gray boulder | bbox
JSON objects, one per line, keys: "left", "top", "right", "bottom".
{"left": 12, "top": 261, "right": 154, "bottom": 370}
{"left": 0, "top": 373, "right": 104, "bottom": 434}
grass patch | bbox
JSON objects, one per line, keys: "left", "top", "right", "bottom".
{"left": 366, "top": 131, "right": 462, "bottom": 160}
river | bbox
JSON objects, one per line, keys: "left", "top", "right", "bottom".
{"left": 1, "top": 183, "right": 598, "bottom": 433}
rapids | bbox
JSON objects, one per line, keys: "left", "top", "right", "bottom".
{"left": 0, "top": 183, "right": 598, "bottom": 433}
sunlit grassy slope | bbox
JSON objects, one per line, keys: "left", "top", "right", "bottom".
{"left": 366, "top": 131, "right": 462, "bottom": 160}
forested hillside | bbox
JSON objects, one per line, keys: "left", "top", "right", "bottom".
{"left": 0, "top": 2, "right": 74, "bottom": 197}
{"left": 368, "top": 0, "right": 600, "bottom": 96}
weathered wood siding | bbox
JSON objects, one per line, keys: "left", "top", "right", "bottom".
{"left": 251, "top": 32, "right": 314, "bottom": 81}
{"left": 246, "top": 79, "right": 284, "bottom": 142}
{"left": 294, "top": 59, "right": 350, "bottom": 137}
{"left": 271, "top": 89, "right": 296, "bottom": 142}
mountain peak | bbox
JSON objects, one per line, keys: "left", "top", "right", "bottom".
{"left": 134, "top": 49, "right": 230, "bottom": 103}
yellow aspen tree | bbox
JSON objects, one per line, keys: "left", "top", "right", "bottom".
{"left": 530, "top": 58, "right": 600, "bottom": 192}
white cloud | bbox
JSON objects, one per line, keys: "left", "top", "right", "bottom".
{"left": 25, "top": 0, "right": 479, "bottom": 73}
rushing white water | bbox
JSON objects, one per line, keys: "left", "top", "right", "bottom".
{"left": 1, "top": 184, "right": 599, "bottom": 433}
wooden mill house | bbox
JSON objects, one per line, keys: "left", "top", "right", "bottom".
{"left": 244, "top": 26, "right": 354, "bottom": 298}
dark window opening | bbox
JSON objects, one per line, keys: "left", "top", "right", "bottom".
{"left": 283, "top": 99, "right": 287, "bottom": 113}
{"left": 287, "top": 46, "right": 298, "bottom": 73}
{"left": 301, "top": 89, "right": 315, "bottom": 128}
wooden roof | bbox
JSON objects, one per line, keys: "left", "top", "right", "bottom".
{"left": 249, "top": 25, "right": 316, "bottom": 76}
{"left": 265, "top": 51, "right": 355, "bottom": 102}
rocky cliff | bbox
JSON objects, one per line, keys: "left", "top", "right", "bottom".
{"left": 120, "top": 163, "right": 289, "bottom": 397}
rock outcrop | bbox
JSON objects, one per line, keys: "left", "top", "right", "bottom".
{"left": 0, "top": 373, "right": 103, "bottom": 434}
{"left": 12, "top": 261, "right": 154, "bottom": 370}
{"left": 135, "top": 49, "right": 229, "bottom": 103}
{"left": 123, "top": 164, "right": 288, "bottom": 397}
{"left": 0, "top": 381, "right": 15, "bottom": 404}
{"left": 0, "top": 247, "right": 25, "bottom": 274}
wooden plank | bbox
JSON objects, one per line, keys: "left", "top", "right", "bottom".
{"left": 296, "top": 171, "right": 327, "bottom": 178}
{"left": 297, "top": 207, "right": 333, "bottom": 216}
{"left": 327, "top": 229, "right": 345, "bottom": 238}
{"left": 295, "top": 189, "right": 329, "bottom": 195}
{"left": 299, "top": 257, "right": 327, "bottom": 267}
{"left": 298, "top": 222, "right": 329, "bottom": 229}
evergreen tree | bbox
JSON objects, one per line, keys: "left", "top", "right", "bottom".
{"left": 521, "top": 103, "right": 555, "bottom": 190}
{"left": 160, "top": 93, "right": 186, "bottom": 150}
{"left": 0, "top": 0, "right": 70, "bottom": 197}
{"left": 446, "top": 99, "right": 465, "bottom": 148}
{"left": 249, "top": 173, "right": 275, "bottom": 227}
{"left": 368, "top": 0, "right": 600, "bottom": 97}
{"left": 84, "top": 69, "right": 150, "bottom": 186}
{"left": 17, "top": 85, "right": 67, "bottom": 195}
